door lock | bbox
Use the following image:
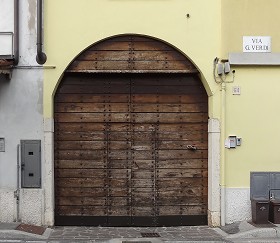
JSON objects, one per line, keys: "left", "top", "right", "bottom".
{"left": 187, "top": 145, "right": 197, "bottom": 151}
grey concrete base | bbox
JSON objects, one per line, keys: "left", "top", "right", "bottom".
{"left": 226, "top": 228, "right": 277, "bottom": 239}
{"left": 0, "top": 225, "right": 52, "bottom": 240}
{"left": 0, "top": 222, "right": 20, "bottom": 230}
{"left": 0, "top": 221, "right": 280, "bottom": 242}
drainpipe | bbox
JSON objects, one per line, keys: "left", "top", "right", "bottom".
{"left": 36, "top": 0, "right": 47, "bottom": 64}
{"left": 220, "top": 81, "right": 226, "bottom": 226}
{"left": 13, "top": 0, "right": 19, "bottom": 65}
{"left": 14, "top": 144, "right": 20, "bottom": 222}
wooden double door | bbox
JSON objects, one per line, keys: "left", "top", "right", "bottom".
{"left": 54, "top": 73, "right": 208, "bottom": 226}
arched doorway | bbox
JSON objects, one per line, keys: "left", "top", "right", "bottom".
{"left": 54, "top": 35, "right": 208, "bottom": 226}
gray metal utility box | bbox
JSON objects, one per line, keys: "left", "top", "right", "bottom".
{"left": 250, "top": 172, "right": 270, "bottom": 224}
{"left": 21, "top": 140, "right": 41, "bottom": 188}
{"left": 251, "top": 199, "right": 269, "bottom": 224}
{"left": 250, "top": 172, "right": 280, "bottom": 224}
{"left": 269, "top": 200, "right": 280, "bottom": 224}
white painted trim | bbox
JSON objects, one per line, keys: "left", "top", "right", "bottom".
{"left": 208, "top": 118, "right": 221, "bottom": 226}
{"left": 43, "top": 118, "right": 55, "bottom": 226}
{"left": 229, "top": 53, "right": 280, "bottom": 65}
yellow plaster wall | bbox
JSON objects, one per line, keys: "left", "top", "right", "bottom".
{"left": 222, "top": 0, "right": 280, "bottom": 56}
{"left": 222, "top": 0, "right": 280, "bottom": 188}
{"left": 224, "top": 67, "right": 280, "bottom": 187}
{"left": 43, "top": 0, "right": 222, "bottom": 118}
{"left": 44, "top": 0, "right": 280, "bottom": 189}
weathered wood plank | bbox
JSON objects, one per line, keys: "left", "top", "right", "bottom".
{"left": 132, "top": 113, "right": 208, "bottom": 123}
{"left": 107, "top": 197, "right": 131, "bottom": 206}
{"left": 158, "top": 150, "right": 208, "bottom": 159}
{"left": 55, "top": 130, "right": 207, "bottom": 142}
{"left": 56, "top": 197, "right": 106, "bottom": 206}
{"left": 156, "top": 159, "right": 208, "bottom": 169}
{"left": 157, "top": 123, "right": 208, "bottom": 132}
{"left": 55, "top": 123, "right": 106, "bottom": 132}
{"left": 78, "top": 50, "right": 187, "bottom": 62}
{"left": 88, "top": 41, "right": 176, "bottom": 51}
{"left": 157, "top": 168, "right": 208, "bottom": 178}
{"left": 56, "top": 188, "right": 107, "bottom": 197}
{"left": 108, "top": 160, "right": 134, "bottom": 169}
{"left": 59, "top": 75, "right": 129, "bottom": 85}
{"left": 55, "top": 103, "right": 130, "bottom": 113}
{"left": 58, "top": 84, "right": 130, "bottom": 94}
{"left": 108, "top": 169, "right": 131, "bottom": 179}
{"left": 157, "top": 131, "right": 208, "bottom": 141}
{"left": 55, "top": 123, "right": 208, "bottom": 133}
{"left": 131, "top": 94, "right": 207, "bottom": 104}
{"left": 108, "top": 151, "right": 131, "bottom": 160}
{"left": 55, "top": 178, "right": 106, "bottom": 188}
{"left": 108, "top": 150, "right": 155, "bottom": 160}
{"left": 56, "top": 169, "right": 106, "bottom": 178}
{"left": 56, "top": 206, "right": 107, "bottom": 216}
{"left": 131, "top": 171, "right": 154, "bottom": 179}
{"left": 55, "top": 131, "right": 106, "bottom": 141}
{"left": 131, "top": 207, "right": 155, "bottom": 216}
{"left": 55, "top": 94, "right": 130, "bottom": 103}
{"left": 55, "top": 150, "right": 106, "bottom": 160}
{"left": 55, "top": 123, "right": 129, "bottom": 132}
{"left": 108, "top": 207, "right": 130, "bottom": 216}
{"left": 109, "top": 188, "right": 129, "bottom": 197}
{"left": 131, "top": 103, "right": 207, "bottom": 113}
{"left": 69, "top": 60, "right": 194, "bottom": 72}
{"left": 131, "top": 197, "right": 154, "bottom": 206}
{"left": 55, "top": 113, "right": 130, "bottom": 123}
{"left": 157, "top": 178, "right": 207, "bottom": 188}
{"left": 55, "top": 160, "right": 106, "bottom": 169}
{"left": 158, "top": 141, "right": 208, "bottom": 150}
{"left": 131, "top": 85, "right": 205, "bottom": 94}
{"left": 157, "top": 196, "right": 207, "bottom": 205}
{"left": 157, "top": 206, "right": 207, "bottom": 215}
{"left": 109, "top": 160, "right": 155, "bottom": 170}
{"left": 59, "top": 74, "right": 202, "bottom": 86}
{"left": 55, "top": 93, "right": 207, "bottom": 104}
{"left": 131, "top": 75, "right": 200, "bottom": 86}
{"left": 55, "top": 102, "right": 207, "bottom": 113}
{"left": 157, "top": 186, "right": 207, "bottom": 196}
{"left": 131, "top": 179, "right": 154, "bottom": 188}
{"left": 55, "top": 141, "right": 106, "bottom": 150}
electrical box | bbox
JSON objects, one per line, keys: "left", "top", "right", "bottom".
{"left": 229, "top": 136, "right": 237, "bottom": 148}
{"left": 250, "top": 172, "right": 270, "bottom": 200}
{"left": 250, "top": 172, "right": 280, "bottom": 200}
{"left": 21, "top": 140, "right": 41, "bottom": 188}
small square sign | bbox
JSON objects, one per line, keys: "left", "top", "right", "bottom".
{"left": 232, "top": 86, "right": 241, "bottom": 95}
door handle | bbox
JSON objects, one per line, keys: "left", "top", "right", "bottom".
{"left": 187, "top": 145, "right": 197, "bottom": 151}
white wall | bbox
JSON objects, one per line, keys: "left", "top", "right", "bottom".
{"left": 0, "top": 0, "right": 44, "bottom": 225}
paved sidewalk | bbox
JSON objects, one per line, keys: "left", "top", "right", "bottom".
{"left": 0, "top": 221, "right": 279, "bottom": 242}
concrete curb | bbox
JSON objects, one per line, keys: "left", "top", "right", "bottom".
{"left": 225, "top": 228, "right": 278, "bottom": 239}
{"left": 109, "top": 238, "right": 163, "bottom": 243}
{"left": 0, "top": 227, "right": 53, "bottom": 240}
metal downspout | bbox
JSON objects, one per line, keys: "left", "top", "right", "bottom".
{"left": 220, "top": 82, "right": 226, "bottom": 226}
{"left": 14, "top": 0, "right": 19, "bottom": 65}
{"left": 36, "top": 0, "right": 47, "bottom": 64}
